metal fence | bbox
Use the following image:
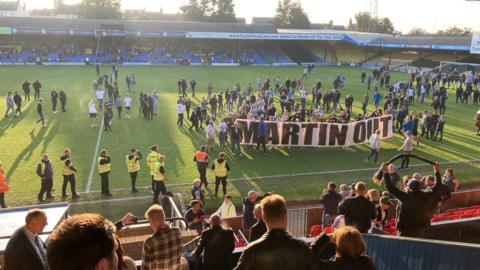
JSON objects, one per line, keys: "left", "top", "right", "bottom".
{"left": 287, "top": 207, "right": 323, "bottom": 237}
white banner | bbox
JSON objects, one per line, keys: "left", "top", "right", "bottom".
{"left": 471, "top": 33, "right": 480, "bottom": 54}
{"left": 236, "top": 115, "right": 393, "bottom": 147}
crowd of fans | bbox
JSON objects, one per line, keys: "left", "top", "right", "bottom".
{"left": 0, "top": 40, "right": 260, "bottom": 65}
{"left": 3, "top": 158, "right": 460, "bottom": 270}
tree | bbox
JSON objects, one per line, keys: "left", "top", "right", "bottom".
{"left": 376, "top": 17, "right": 395, "bottom": 34}
{"left": 180, "top": 0, "right": 206, "bottom": 21}
{"left": 350, "top": 12, "right": 395, "bottom": 34}
{"left": 408, "top": 27, "right": 429, "bottom": 35}
{"left": 436, "top": 26, "right": 472, "bottom": 36}
{"left": 274, "top": 0, "right": 310, "bottom": 29}
{"left": 78, "top": 0, "right": 121, "bottom": 19}
{"left": 212, "top": 0, "right": 236, "bottom": 22}
{"left": 181, "top": 0, "right": 236, "bottom": 22}
{"left": 353, "top": 12, "right": 372, "bottom": 32}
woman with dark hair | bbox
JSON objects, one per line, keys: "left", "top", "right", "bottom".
{"left": 311, "top": 226, "right": 375, "bottom": 270}
{"left": 442, "top": 168, "right": 459, "bottom": 193}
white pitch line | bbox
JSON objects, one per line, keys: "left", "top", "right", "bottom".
{"left": 70, "top": 195, "right": 152, "bottom": 206}
{"left": 85, "top": 117, "right": 105, "bottom": 192}
{"left": 84, "top": 158, "right": 480, "bottom": 193}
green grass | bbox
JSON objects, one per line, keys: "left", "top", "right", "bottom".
{"left": 0, "top": 65, "right": 479, "bottom": 218}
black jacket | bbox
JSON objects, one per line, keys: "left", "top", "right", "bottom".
{"left": 4, "top": 227, "right": 47, "bottom": 270}
{"left": 193, "top": 225, "right": 235, "bottom": 270}
{"left": 36, "top": 160, "right": 54, "bottom": 178}
{"left": 319, "top": 190, "right": 343, "bottom": 215}
{"left": 338, "top": 196, "right": 376, "bottom": 233}
{"left": 249, "top": 219, "right": 267, "bottom": 242}
{"left": 385, "top": 171, "right": 442, "bottom": 231}
{"left": 234, "top": 228, "right": 314, "bottom": 270}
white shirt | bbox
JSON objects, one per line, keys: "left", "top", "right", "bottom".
{"left": 369, "top": 133, "right": 380, "bottom": 150}
{"left": 300, "top": 88, "right": 307, "bottom": 98}
{"left": 176, "top": 103, "right": 185, "bottom": 114}
{"left": 215, "top": 201, "right": 237, "bottom": 218}
{"left": 88, "top": 101, "right": 97, "bottom": 114}
{"left": 400, "top": 136, "right": 413, "bottom": 152}
{"left": 219, "top": 121, "right": 227, "bottom": 132}
{"left": 206, "top": 124, "right": 216, "bottom": 139}
{"left": 95, "top": 89, "right": 104, "bottom": 100}
{"left": 408, "top": 88, "right": 414, "bottom": 97}
{"left": 124, "top": 96, "right": 131, "bottom": 107}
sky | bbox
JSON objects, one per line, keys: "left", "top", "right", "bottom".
{"left": 18, "top": 0, "right": 480, "bottom": 33}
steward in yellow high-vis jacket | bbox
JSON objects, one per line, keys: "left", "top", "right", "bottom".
{"left": 152, "top": 155, "right": 167, "bottom": 204}
{"left": 60, "top": 148, "right": 79, "bottom": 199}
{"left": 36, "top": 154, "right": 54, "bottom": 201}
{"left": 98, "top": 149, "right": 111, "bottom": 196}
{"left": 147, "top": 145, "right": 160, "bottom": 192}
{"left": 126, "top": 148, "right": 142, "bottom": 192}
{"left": 211, "top": 152, "right": 230, "bottom": 197}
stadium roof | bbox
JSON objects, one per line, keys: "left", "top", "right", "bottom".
{"left": 369, "top": 35, "right": 472, "bottom": 47}
{"left": 0, "top": 16, "right": 277, "bottom": 33}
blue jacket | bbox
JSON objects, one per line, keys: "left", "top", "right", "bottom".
{"left": 373, "top": 92, "right": 382, "bottom": 103}
{"left": 257, "top": 121, "right": 267, "bottom": 137}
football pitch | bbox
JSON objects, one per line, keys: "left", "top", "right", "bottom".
{"left": 0, "top": 65, "right": 479, "bottom": 219}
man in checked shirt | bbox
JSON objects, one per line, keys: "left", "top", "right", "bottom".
{"left": 143, "top": 204, "right": 182, "bottom": 270}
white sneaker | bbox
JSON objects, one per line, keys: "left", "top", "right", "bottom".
{"left": 53, "top": 111, "right": 58, "bottom": 114}
{"left": 42, "top": 125, "right": 47, "bottom": 127}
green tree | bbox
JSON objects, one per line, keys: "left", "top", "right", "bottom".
{"left": 376, "top": 17, "right": 395, "bottom": 34}
{"left": 78, "top": 0, "right": 121, "bottom": 19}
{"left": 181, "top": 0, "right": 236, "bottom": 22}
{"left": 436, "top": 26, "right": 472, "bottom": 36}
{"left": 274, "top": 0, "right": 310, "bottom": 29}
{"left": 212, "top": 0, "right": 236, "bottom": 22}
{"left": 408, "top": 27, "right": 429, "bottom": 35}
{"left": 351, "top": 12, "right": 396, "bottom": 34}
{"left": 180, "top": 0, "right": 206, "bottom": 21}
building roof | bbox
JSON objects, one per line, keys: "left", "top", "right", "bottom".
{"left": 0, "top": 16, "right": 277, "bottom": 33}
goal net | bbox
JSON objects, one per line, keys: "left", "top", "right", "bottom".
{"left": 439, "top": 61, "right": 480, "bottom": 74}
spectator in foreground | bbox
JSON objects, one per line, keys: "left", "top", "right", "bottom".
{"left": 338, "top": 182, "right": 377, "bottom": 233}
{"left": 47, "top": 213, "right": 117, "bottom": 270}
{"left": 193, "top": 214, "right": 235, "bottom": 270}
{"left": 143, "top": 204, "right": 182, "bottom": 270}
{"left": 383, "top": 162, "right": 442, "bottom": 237}
{"left": 235, "top": 194, "right": 313, "bottom": 270}
{"left": 249, "top": 204, "right": 267, "bottom": 242}
{"left": 319, "top": 182, "right": 343, "bottom": 228}
{"left": 312, "top": 226, "right": 375, "bottom": 270}
{"left": 4, "top": 209, "right": 49, "bottom": 270}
